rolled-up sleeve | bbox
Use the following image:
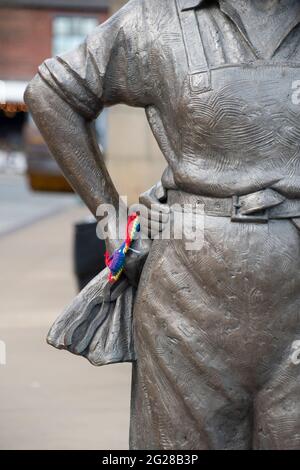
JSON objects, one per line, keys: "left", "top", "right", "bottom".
{"left": 38, "top": 0, "right": 145, "bottom": 120}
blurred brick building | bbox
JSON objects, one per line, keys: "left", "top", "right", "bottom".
{"left": 0, "top": 0, "right": 165, "bottom": 200}
{"left": 0, "top": 0, "right": 109, "bottom": 81}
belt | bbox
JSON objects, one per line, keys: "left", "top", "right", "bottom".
{"left": 167, "top": 188, "right": 300, "bottom": 224}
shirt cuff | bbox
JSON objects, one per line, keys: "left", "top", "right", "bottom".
{"left": 38, "top": 57, "right": 102, "bottom": 120}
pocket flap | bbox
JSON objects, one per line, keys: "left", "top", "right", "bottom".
{"left": 189, "top": 71, "right": 211, "bottom": 93}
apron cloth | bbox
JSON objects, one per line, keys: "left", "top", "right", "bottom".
{"left": 130, "top": 198, "right": 300, "bottom": 450}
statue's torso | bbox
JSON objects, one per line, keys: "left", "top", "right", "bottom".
{"left": 143, "top": 1, "right": 300, "bottom": 197}
{"left": 166, "top": 63, "right": 300, "bottom": 197}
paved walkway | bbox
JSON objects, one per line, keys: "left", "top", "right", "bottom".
{"left": 0, "top": 174, "right": 76, "bottom": 236}
{"left": 0, "top": 206, "right": 131, "bottom": 450}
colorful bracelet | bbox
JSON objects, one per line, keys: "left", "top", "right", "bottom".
{"left": 105, "top": 212, "right": 140, "bottom": 283}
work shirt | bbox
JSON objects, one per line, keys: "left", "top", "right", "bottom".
{"left": 39, "top": 0, "right": 300, "bottom": 198}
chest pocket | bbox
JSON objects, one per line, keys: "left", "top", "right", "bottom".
{"left": 176, "top": 0, "right": 211, "bottom": 93}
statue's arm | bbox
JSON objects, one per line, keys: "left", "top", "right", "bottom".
{"left": 24, "top": 74, "right": 122, "bottom": 250}
{"left": 24, "top": 2, "right": 144, "bottom": 251}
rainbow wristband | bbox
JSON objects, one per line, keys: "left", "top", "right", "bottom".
{"left": 105, "top": 212, "right": 140, "bottom": 283}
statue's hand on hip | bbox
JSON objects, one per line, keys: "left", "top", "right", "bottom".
{"left": 124, "top": 182, "right": 170, "bottom": 287}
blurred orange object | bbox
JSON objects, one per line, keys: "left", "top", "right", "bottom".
{"left": 23, "top": 114, "right": 73, "bottom": 193}
{"left": 0, "top": 103, "right": 28, "bottom": 113}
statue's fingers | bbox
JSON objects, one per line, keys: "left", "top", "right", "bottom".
{"left": 139, "top": 184, "right": 161, "bottom": 208}
{"left": 148, "top": 207, "right": 169, "bottom": 223}
{"left": 139, "top": 216, "right": 167, "bottom": 238}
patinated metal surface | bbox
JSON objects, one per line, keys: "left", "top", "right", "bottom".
{"left": 25, "top": 0, "right": 300, "bottom": 450}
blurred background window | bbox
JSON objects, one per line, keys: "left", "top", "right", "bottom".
{"left": 52, "top": 16, "right": 99, "bottom": 55}
{"left": 52, "top": 15, "right": 108, "bottom": 153}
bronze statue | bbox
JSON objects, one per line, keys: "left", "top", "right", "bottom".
{"left": 25, "top": 0, "right": 300, "bottom": 450}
